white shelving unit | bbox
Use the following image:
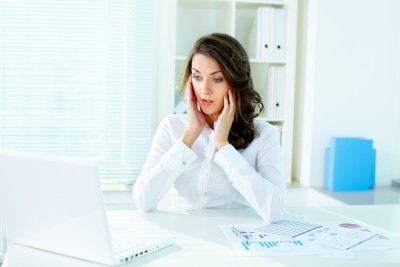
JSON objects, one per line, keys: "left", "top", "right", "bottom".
{"left": 156, "top": 0, "right": 298, "bottom": 183}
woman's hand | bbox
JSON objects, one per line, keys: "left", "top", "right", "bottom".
{"left": 214, "top": 89, "right": 235, "bottom": 150}
{"left": 181, "top": 76, "right": 206, "bottom": 148}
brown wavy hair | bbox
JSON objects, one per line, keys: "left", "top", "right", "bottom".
{"left": 179, "top": 33, "right": 264, "bottom": 149}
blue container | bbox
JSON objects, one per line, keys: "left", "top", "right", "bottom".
{"left": 324, "top": 137, "right": 376, "bottom": 192}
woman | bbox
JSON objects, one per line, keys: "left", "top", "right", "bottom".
{"left": 132, "top": 33, "right": 285, "bottom": 223}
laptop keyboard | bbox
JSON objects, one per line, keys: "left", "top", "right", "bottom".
{"left": 111, "top": 235, "right": 144, "bottom": 254}
{"left": 111, "top": 237, "right": 144, "bottom": 253}
{"left": 110, "top": 227, "right": 144, "bottom": 254}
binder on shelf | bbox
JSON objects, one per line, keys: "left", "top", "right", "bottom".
{"left": 265, "top": 66, "right": 286, "bottom": 119}
{"left": 248, "top": 7, "right": 286, "bottom": 61}
{"left": 272, "top": 8, "right": 286, "bottom": 61}
{"left": 248, "top": 7, "right": 273, "bottom": 60}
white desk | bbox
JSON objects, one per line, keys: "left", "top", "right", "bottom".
{"left": 3, "top": 205, "right": 400, "bottom": 267}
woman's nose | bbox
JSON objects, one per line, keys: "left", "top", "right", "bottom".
{"left": 200, "top": 81, "right": 212, "bottom": 95}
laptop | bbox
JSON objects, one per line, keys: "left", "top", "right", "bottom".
{"left": 0, "top": 151, "right": 175, "bottom": 265}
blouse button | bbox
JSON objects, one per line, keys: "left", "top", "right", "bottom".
{"left": 182, "top": 161, "right": 187, "bottom": 165}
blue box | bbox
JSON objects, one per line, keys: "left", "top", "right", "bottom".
{"left": 324, "top": 137, "right": 376, "bottom": 192}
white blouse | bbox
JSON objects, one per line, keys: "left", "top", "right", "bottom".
{"left": 132, "top": 114, "right": 286, "bottom": 223}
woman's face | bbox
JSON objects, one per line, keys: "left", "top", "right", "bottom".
{"left": 191, "top": 53, "right": 230, "bottom": 120}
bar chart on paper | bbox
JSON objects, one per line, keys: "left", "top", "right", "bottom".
{"left": 234, "top": 230, "right": 308, "bottom": 255}
{"left": 241, "top": 239, "right": 304, "bottom": 250}
{"left": 235, "top": 230, "right": 304, "bottom": 250}
{"left": 220, "top": 225, "right": 351, "bottom": 257}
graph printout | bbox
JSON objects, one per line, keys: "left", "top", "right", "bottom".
{"left": 219, "top": 225, "right": 352, "bottom": 257}
{"left": 250, "top": 220, "right": 379, "bottom": 250}
{"left": 254, "top": 219, "right": 323, "bottom": 238}
{"left": 221, "top": 220, "right": 400, "bottom": 257}
{"left": 322, "top": 221, "right": 400, "bottom": 252}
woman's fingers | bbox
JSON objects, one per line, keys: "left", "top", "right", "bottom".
{"left": 221, "top": 89, "right": 235, "bottom": 119}
{"left": 186, "top": 76, "right": 196, "bottom": 108}
{"left": 221, "top": 94, "right": 229, "bottom": 115}
{"left": 213, "top": 89, "right": 236, "bottom": 149}
{"left": 228, "top": 89, "right": 235, "bottom": 117}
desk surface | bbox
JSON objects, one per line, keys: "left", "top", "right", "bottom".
{"left": 3, "top": 205, "right": 400, "bottom": 267}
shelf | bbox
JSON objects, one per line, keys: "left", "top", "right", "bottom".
{"left": 178, "top": 0, "right": 286, "bottom": 4}
{"left": 176, "top": 56, "right": 187, "bottom": 61}
{"left": 177, "top": 56, "right": 286, "bottom": 65}
{"left": 249, "top": 58, "right": 286, "bottom": 64}
{"left": 236, "top": 0, "right": 287, "bottom": 7}
{"left": 257, "top": 117, "right": 284, "bottom": 123}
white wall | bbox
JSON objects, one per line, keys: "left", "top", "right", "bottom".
{"left": 295, "top": 0, "right": 400, "bottom": 186}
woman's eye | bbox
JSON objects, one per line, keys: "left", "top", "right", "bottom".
{"left": 214, "top": 77, "right": 223, "bottom": 83}
{"left": 193, "top": 75, "right": 202, "bottom": 81}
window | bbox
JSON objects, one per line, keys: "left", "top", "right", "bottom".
{"left": 0, "top": 0, "right": 156, "bottom": 186}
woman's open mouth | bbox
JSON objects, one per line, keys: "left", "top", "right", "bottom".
{"left": 202, "top": 99, "right": 213, "bottom": 106}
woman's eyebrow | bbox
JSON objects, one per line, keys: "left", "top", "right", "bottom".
{"left": 191, "top": 68, "right": 221, "bottom": 75}
{"left": 210, "top": 70, "right": 222, "bottom": 75}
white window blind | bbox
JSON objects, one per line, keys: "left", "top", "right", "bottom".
{"left": 0, "top": 0, "right": 156, "bottom": 185}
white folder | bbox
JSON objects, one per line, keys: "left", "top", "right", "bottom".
{"left": 272, "top": 8, "right": 287, "bottom": 61}
{"left": 275, "top": 66, "right": 285, "bottom": 118}
{"left": 265, "top": 66, "right": 276, "bottom": 118}
{"left": 265, "top": 66, "right": 286, "bottom": 119}
{"left": 248, "top": 7, "right": 274, "bottom": 60}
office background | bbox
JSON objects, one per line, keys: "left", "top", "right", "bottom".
{"left": 1, "top": 0, "right": 400, "bottom": 187}
{"left": 293, "top": 0, "right": 400, "bottom": 187}
{"left": 148, "top": 0, "right": 400, "bottom": 188}
{"left": 0, "top": 0, "right": 399, "bottom": 186}
{"left": 1, "top": 0, "right": 400, "bottom": 263}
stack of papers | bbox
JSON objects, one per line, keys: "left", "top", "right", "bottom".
{"left": 220, "top": 219, "right": 400, "bottom": 257}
